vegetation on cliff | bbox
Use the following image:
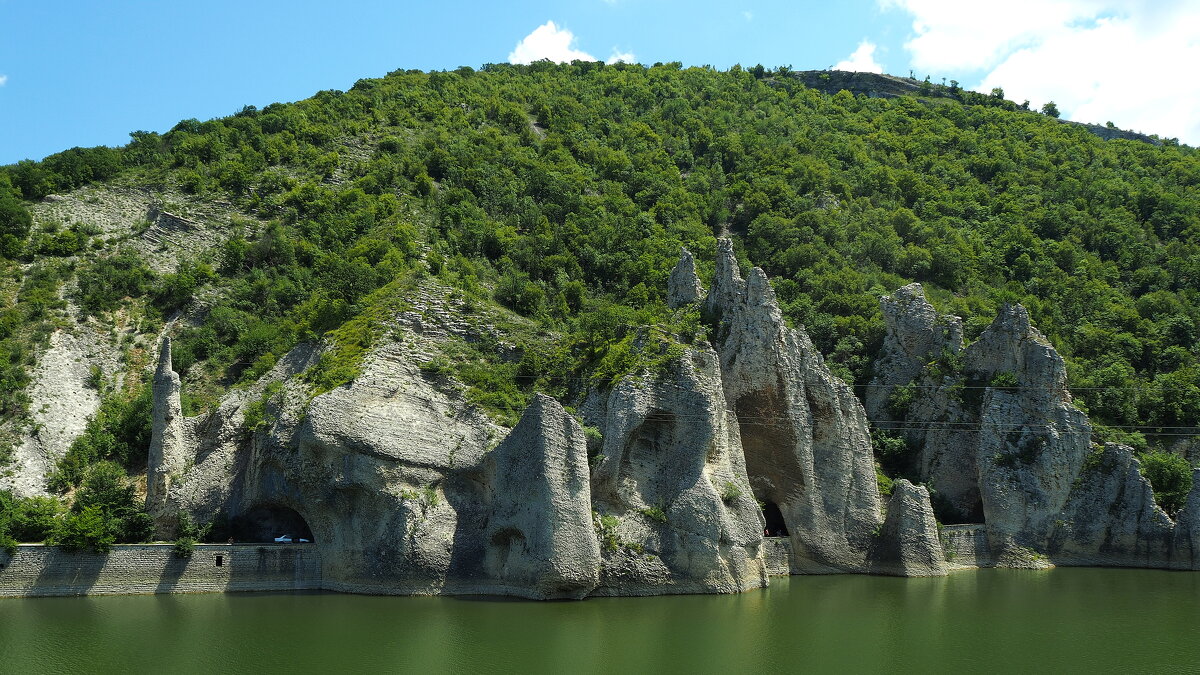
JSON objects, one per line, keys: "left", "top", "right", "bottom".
{"left": 0, "top": 62, "right": 1197, "bottom": 531}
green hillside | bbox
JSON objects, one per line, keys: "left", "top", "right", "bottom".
{"left": 2, "top": 60, "right": 1198, "bottom": 480}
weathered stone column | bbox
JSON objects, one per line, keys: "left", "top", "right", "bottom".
{"left": 146, "top": 336, "right": 185, "bottom": 539}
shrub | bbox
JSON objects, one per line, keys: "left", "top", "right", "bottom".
{"left": 1139, "top": 451, "right": 1193, "bottom": 516}
{"left": 719, "top": 481, "right": 742, "bottom": 504}
{"left": 639, "top": 504, "right": 667, "bottom": 523}
{"left": 52, "top": 505, "right": 115, "bottom": 553}
{"left": 173, "top": 536, "right": 196, "bottom": 559}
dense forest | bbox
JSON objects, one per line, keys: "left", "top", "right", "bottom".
{"left": 1, "top": 62, "right": 1198, "bottom": 549}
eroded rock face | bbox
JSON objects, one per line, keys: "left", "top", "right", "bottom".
{"left": 477, "top": 394, "right": 600, "bottom": 599}
{"left": 667, "top": 247, "right": 704, "bottom": 309}
{"left": 146, "top": 337, "right": 187, "bottom": 537}
{"left": 876, "top": 289, "right": 1091, "bottom": 536}
{"left": 1048, "top": 444, "right": 1174, "bottom": 567}
{"left": 969, "top": 305, "right": 1091, "bottom": 553}
{"left": 588, "top": 344, "right": 768, "bottom": 595}
{"left": 871, "top": 480, "right": 947, "bottom": 577}
{"left": 705, "top": 238, "right": 882, "bottom": 573}
{"left": 1170, "top": 470, "right": 1200, "bottom": 570}
{"left": 866, "top": 283, "right": 962, "bottom": 423}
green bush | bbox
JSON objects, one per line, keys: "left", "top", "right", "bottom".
{"left": 53, "top": 462, "right": 153, "bottom": 547}
{"left": 1139, "top": 451, "right": 1193, "bottom": 516}
{"left": 52, "top": 505, "right": 115, "bottom": 553}
{"left": 719, "top": 481, "right": 743, "bottom": 504}
{"left": 172, "top": 536, "right": 196, "bottom": 559}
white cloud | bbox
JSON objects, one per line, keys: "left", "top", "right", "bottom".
{"left": 508, "top": 21, "right": 597, "bottom": 64}
{"left": 742, "top": 11, "right": 754, "bottom": 21}
{"left": 0, "top": 75, "right": 7, "bottom": 86}
{"left": 834, "top": 40, "right": 884, "bottom": 73}
{"left": 883, "top": 0, "right": 1200, "bottom": 144}
{"left": 606, "top": 48, "right": 636, "bottom": 64}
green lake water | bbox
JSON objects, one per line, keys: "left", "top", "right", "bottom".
{"left": 2, "top": 568, "right": 1199, "bottom": 674}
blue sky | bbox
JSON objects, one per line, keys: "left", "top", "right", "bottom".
{"left": 1, "top": 0, "right": 1197, "bottom": 165}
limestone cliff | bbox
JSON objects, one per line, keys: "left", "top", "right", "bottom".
{"left": 1048, "top": 444, "right": 1174, "bottom": 567}
{"left": 586, "top": 343, "right": 767, "bottom": 595}
{"left": 705, "top": 238, "right": 883, "bottom": 573}
{"left": 865, "top": 282, "right": 961, "bottom": 423}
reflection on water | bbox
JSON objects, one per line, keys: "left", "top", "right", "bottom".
{"left": 1, "top": 569, "right": 1199, "bottom": 673}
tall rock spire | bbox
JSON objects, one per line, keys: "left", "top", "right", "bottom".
{"left": 146, "top": 335, "right": 185, "bottom": 538}
{"left": 666, "top": 247, "right": 704, "bottom": 309}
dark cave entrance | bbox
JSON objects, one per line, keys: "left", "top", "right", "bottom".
{"left": 233, "top": 504, "right": 315, "bottom": 543}
{"left": 762, "top": 502, "right": 789, "bottom": 537}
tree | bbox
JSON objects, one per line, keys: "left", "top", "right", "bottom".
{"left": 1041, "top": 101, "right": 1061, "bottom": 118}
{"left": 1139, "top": 451, "right": 1193, "bottom": 515}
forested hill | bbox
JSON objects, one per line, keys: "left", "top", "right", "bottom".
{"left": 1, "top": 61, "right": 1198, "bottom": 469}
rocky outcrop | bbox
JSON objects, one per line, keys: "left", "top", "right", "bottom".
{"left": 477, "top": 394, "right": 600, "bottom": 599}
{"left": 588, "top": 343, "right": 768, "bottom": 595}
{"left": 970, "top": 305, "right": 1091, "bottom": 553}
{"left": 146, "top": 336, "right": 187, "bottom": 537}
{"left": 866, "top": 282, "right": 961, "bottom": 423}
{"left": 1170, "top": 470, "right": 1200, "bottom": 570}
{"left": 705, "top": 238, "right": 883, "bottom": 573}
{"left": 874, "top": 285, "right": 1091, "bottom": 537}
{"left": 1048, "top": 444, "right": 1174, "bottom": 567}
{"left": 667, "top": 247, "right": 703, "bottom": 309}
{"left": 871, "top": 480, "right": 948, "bottom": 576}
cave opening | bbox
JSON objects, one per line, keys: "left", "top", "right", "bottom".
{"left": 762, "top": 502, "right": 789, "bottom": 537}
{"left": 232, "top": 504, "right": 315, "bottom": 543}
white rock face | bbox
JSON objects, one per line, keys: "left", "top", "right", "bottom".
{"left": 1048, "top": 444, "right": 1174, "bottom": 566}
{"left": 969, "top": 305, "right": 1091, "bottom": 553}
{"left": 866, "top": 283, "right": 962, "bottom": 423}
{"left": 588, "top": 344, "right": 768, "bottom": 595}
{"left": 667, "top": 247, "right": 704, "bottom": 309}
{"left": 1171, "top": 470, "right": 1200, "bottom": 570}
{"left": 146, "top": 337, "right": 186, "bottom": 537}
{"left": 705, "top": 238, "right": 883, "bottom": 573}
{"left": 478, "top": 394, "right": 601, "bottom": 599}
{"left": 0, "top": 328, "right": 116, "bottom": 497}
{"left": 871, "top": 480, "right": 948, "bottom": 577}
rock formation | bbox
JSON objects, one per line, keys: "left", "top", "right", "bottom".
{"left": 865, "top": 282, "right": 961, "bottom": 423}
{"left": 477, "top": 394, "right": 600, "bottom": 599}
{"left": 666, "top": 247, "right": 703, "bottom": 309}
{"left": 1048, "top": 444, "right": 1174, "bottom": 567}
{"left": 587, "top": 344, "right": 767, "bottom": 595}
{"left": 873, "top": 285, "right": 1091, "bottom": 541}
{"left": 705, "top": 238, "right": 885, "bottom": 573}
{"left": 871, "top": 480, "right": 948, "bottom": 576}
{"left": 968, "top": 305, "right": 1091, "bottom": 553}
{"left": 146, "top": 336, "right": 186, "bottom": 537}
{"left": 1170, "top": 469, "right": 1200, "bottom": 570}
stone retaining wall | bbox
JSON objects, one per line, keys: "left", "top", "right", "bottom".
{"left": 763, "top": 537, "right": 792, "bottom": 576}
{"left": 0, "top": 544, "right": 322, "bottom": 598}
{"left": 939, "top": 525, "right": 994, "bottom": 569}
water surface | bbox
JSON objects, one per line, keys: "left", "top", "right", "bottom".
{"left": 2, "top": 568, "right": 1198, "bottom": 673}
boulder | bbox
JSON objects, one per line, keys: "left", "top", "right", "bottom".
{"left": 478, "top": 394, "right": 600, "bottom": 599}
{"left": 871, "top": 480, "right": 948, "bottom": 576}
